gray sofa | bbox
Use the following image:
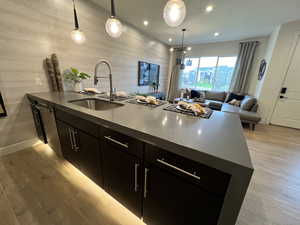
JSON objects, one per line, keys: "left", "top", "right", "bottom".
{"left": 187, "top": 90, "right": 261, "bottom": 130}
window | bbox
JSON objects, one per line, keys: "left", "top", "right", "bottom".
{"left": 180, "top": 56, "right": 237, "bottom": 92}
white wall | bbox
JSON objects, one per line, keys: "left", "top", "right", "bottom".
{"left": 186, "top": 37, "right": 268, "bottom": 95}
{"left": 188, "top": 41, "right": 240, "bottom": 57}
{"left": 255, "top": 27, "right": 280, "bottom": 98}
{"left": 256, "top": 19, "right": 300, "bottom": 123}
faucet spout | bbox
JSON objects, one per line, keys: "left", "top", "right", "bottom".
{"left": 94, "top": 59, "right": 113, "bottom": 101}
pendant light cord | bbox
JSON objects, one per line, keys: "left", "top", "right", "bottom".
{"left": 73, "top": 0, "right": 79, "bottom": 29}
{"left": 111, "top": 0, "right": 116, "bottom": 17}
{"left": 181, "top": 29, "right": 185, "bottom": 50}
{"left": 181, "top": 29, "right": 186, "bottom": 64}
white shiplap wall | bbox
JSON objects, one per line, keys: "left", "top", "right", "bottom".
{"left": 0, "top": 0, "right": 170, "bottom": 148}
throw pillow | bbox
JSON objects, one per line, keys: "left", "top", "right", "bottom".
{"left": 226, "top": 93, "right": 245, "bottom": 103}
{"left": 191, "top": 90, "right": 205, "bottom": 99}
{"left": 241, "top": 96, "right": 257, "bottom": 111}
{"left": 229, "top": 99, "right": 241, "bottom": 106}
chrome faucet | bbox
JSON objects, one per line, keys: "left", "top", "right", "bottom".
{"left": 94, "top": 59, "right": 113, "bottom": 101}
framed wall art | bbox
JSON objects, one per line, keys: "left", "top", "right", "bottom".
{"left": 138, "top": 61, "right": 150, "bottom": 86}
{"left": 138, "top": 61, "right": 160, "bottom": 86}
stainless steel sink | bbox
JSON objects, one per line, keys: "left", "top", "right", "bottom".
{"left": 69, "top": 98, "right": 124, "bottom": 111}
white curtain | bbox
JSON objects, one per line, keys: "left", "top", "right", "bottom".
{"left": 230, "top": 41, "right": 259, "bottom": 93}
{"left": 167, "top": 51, "right": 184, "bottom": 101}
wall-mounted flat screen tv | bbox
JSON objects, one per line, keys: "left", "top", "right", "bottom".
{"left": 138, "top": 61, "right": 160, "bottom": 86}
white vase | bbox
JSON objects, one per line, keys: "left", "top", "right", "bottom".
{"left": 73, "top": 82, "right": 83, "bottom": 92}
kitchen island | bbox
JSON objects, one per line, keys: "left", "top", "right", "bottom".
{"left": 27, "top": 91, "right": 253, "bottom": 225}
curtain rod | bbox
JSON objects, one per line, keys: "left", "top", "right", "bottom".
{"left": 239, "top": 40, "right": 260, "bottom": 44}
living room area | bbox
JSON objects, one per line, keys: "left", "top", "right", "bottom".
{"left": 167, "top": 19, "right": 300, "bottom": 132}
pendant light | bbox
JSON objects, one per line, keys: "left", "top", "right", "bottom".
{"left": 170, "top": 29, "right": 192, "bottom": 70}
{"left": 105, "top": 0, "right": 123, "bottom": 38}
{"left": 163, "top": 0, "right": 186, "bottom": 27}
{"left": 71, "top": 0, "right": 86, "bottom": 44}
{"left": 179, "top": 28, "right": 187, "bottom": 70}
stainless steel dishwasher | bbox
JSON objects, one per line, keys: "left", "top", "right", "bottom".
{"left": 30, "top": 100, "right": 62, "bottom": 157}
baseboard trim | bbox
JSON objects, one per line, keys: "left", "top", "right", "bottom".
{"left": 0, "top": 138, "right": 41, "bottom": 157}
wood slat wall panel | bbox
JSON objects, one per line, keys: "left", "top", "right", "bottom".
{"left": 0, "top": 0, "right": 170, "bottom": 148}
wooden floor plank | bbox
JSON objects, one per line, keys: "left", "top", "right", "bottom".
{"left": 0, "top": 182, "right": 20, "bottom": 225}
{"left": 0, "top": 125, "right": 299, "bottom": 225}
{"left": 238, "top": 125, "right": 300, "bottom": 225}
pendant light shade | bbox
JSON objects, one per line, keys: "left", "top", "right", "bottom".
{"left": 71, "top": 29, "right": 86, "bottom": 44}
{"left": 106, "top": 0, "right": 123, "bottom": 38}
{"left": 163, "top": 0, "right": 186, "bottom": 27}
{"left": 171, "top": 29, "right": 190, "bottom": 70}
{"left": 105, "top": 18, "right": 123, "bottom": 38}
{"left": 71, "top": 0, "right": 86, "bottom": 44}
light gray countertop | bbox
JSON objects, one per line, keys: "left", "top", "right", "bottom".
{"left": 27, "top": 91, "right": 254, "bottom": 225}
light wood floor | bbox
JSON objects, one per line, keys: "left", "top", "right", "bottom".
{"left": 0, "top": 125, "right": 300, "bottom": 225}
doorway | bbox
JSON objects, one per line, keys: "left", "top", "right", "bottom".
{"left": 271, "top": 34, "right": 300, "bottom": 129}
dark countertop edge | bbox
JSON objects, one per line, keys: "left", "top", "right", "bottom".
{"left": 27, "top": 93, "right": 254, "bottom": 175}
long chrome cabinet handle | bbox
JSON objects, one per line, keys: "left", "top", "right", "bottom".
{"left": 144, "top": 168, "right": 149, "bottom": 199}
{"left": 157, "top": 159, "right": 201, "bottom": 180}
{"left": 68, "top": 128, "right": 74, "bottom": 150}
{"left": 104, "top": 136, "right": 128, "bottom": 148}
{"left": 134, "top": 163, "right": 139, "bottom": 192}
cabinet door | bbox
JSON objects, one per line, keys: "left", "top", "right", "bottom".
{"left": 102, "top": 139, "right": 142, "bottom": 217}
{"left": 143, "top": 163, "right": 224, "bottom": 225}
{"left": 56, "top": 120, "right": 81, "bottom": 169}
{"left": 76, "top": 130, "right": 102, "bottom": 185}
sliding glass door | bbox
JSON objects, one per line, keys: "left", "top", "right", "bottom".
{"left": 181, "top": 56, "right": 237, "bottom": 92}
{"left": 197, "top": 57, "right": 218, "bottom": 90}
{"left": 180, "top": 58, "right": 200, "bottom": 89}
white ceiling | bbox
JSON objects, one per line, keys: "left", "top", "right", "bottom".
{"left": 91, "top": 0, "right": 300, "bottom": 45}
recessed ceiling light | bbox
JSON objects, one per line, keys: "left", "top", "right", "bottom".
{"left": 205, "top": 5, "right": 214, "bottom": 13}
{"left": 214, "top": 32, "right": 220, "bottom": 37}
{"left": 187, "top": 46, "right": 192, "bottom": 51}
{"left": 143, "top": 20, "right": 149, "bottom": 26}
{"left": 169, "top": 47, "right": 174, "bottom": 52}
{"left": 168, "top": 38, "right": 173, "bottom": 42}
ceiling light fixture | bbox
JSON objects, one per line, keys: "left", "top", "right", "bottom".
{"left": 143, "top": 20, "right": 149, "bottom": 26}
{"left": 163, "top": 0, "right": 186, "bottom": 27}
{"left": 214, "top": 32, "right": 220, "bottom": 37}
{"left": 168, "top": 38, "right": 173, "bottom": 42}
{"left": 71, "top": 0, "right": 86, "bottom": 44}
{"left": 171, "top": 29, "right": 190, "bottom": 69}
{"left": 105, "top": 0, "right": 123, "bottom": 38}
{"left": 205, "top": 5, "right": 214, "bottom": 13}
{"left": 169, "top": 47, "right": 174, "bottom": 52}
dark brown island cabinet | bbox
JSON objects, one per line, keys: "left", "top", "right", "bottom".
{"left": 28, "top": 93, "right": 253, "bottom": 225}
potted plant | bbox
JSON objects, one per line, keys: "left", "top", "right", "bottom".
{"left": 63, "top": 67, "right": 91, "bottom": 92}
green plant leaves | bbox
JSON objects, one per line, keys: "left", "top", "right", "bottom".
{"left": 63, "top": 68, "right": 92, "bottom": 83}
{"left": 71, "top": 67, "right": 79, "bottom": 75}
{"left": 79, "top": 72, "right": 91, "bottom": 79}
